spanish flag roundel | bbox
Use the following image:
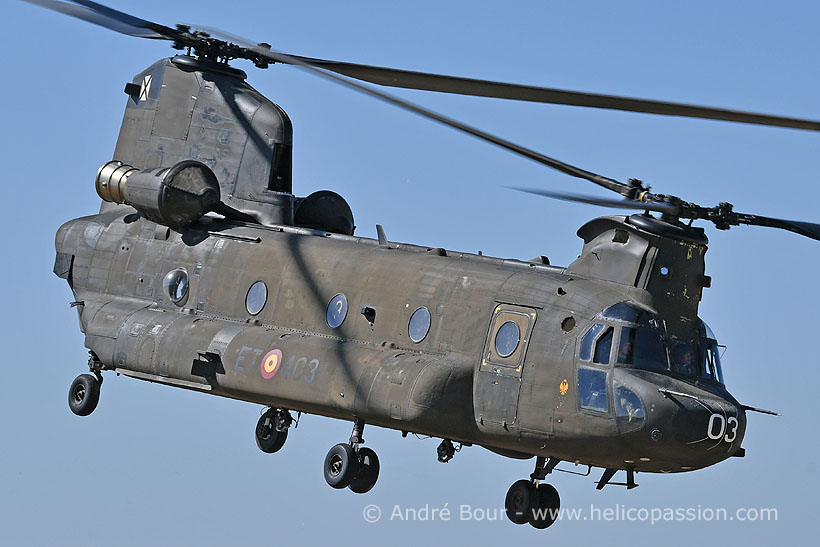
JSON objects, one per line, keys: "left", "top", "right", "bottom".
{"left": 260, "top": 349, "right": 283, "bottom": 379}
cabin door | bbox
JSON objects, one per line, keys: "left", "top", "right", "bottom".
{"left": 473, "top": 303, "right": 537, "bottom": 430}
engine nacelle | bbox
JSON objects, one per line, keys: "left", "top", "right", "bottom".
{"left": 96, "top": 160, "right": 220, "bottom": 230}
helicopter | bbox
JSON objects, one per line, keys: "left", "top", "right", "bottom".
{"left": 20, "top": 0, "right": 820, "bottom": 531}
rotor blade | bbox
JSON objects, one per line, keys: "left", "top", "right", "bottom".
{"left": 507, "top": 187, "right": 680, "bottom": 214}
{"left": 286, "top": 56, "right": 820, "bottom": 132}
{"left": 196, "top": 26, "right": 634, "bottom": 197}
{"left": 734, "top": 214, "right": 820, "bottom": 241}
{"left": 22, "top": 0, "right": 171, "bottom": 39}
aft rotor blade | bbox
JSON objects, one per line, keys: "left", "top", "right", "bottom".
{"left": 22, "top": 0, "right": 172, "bottom": 39}
{"left": 197, "top": 26, "right": 634, "bottom": 197}
{"left": 287, "top": 56, "right": 820, "bottom": 132}
{"left": 508, "top": 187, "right": 680, "bottom": 214}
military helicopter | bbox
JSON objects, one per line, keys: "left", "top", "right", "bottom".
{"left": 25, "top": 0, "right": 820, "bottom": 530}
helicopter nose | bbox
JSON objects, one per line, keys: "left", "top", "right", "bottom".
{"left": 651, "top": 387, "right": 746, "bottom": 468}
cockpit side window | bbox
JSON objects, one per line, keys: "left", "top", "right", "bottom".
{"left": 593, "top": 327, "right": 613, "bottom": 364}
{"left": 579, "top": 323, "right": 605, "bottom": 361}
{"left": 578, "top": 368, "right": 608, "bottom": 412}
{"left": 617, "top": 327, "right": 668, "bottom": 371}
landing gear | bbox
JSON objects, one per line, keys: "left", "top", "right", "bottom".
{"left": 324, "top": 443, "right": 359, "bottom": 488}
{"left": 349, "top": 447, "right": 380, "bottom": 494}
{"left": 255, "top": 408, "right": 292, "bottom": 454}
{"left": 68, "top": 353, "right": 105, "bottom": 417}
{"left": 323, "top": 417, "right": 380, "bottom": 493}
{"left": 68, "top": 373, "right": 101, "bottom": 416}
{"left": 504, "top": 456, "right": 561, "bottom": 529}
{"left": 530, "top": 483, "right": 560, "bottom": 529}
{"left": 505, "top": 479, "right": 538, "bottom": 525}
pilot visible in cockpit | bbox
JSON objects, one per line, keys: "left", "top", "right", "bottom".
{"left": 672, "top": 343, "right": 697, "bottom": 377}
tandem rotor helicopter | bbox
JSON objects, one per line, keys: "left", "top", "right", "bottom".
{"left": 25, "top": 0, "right": 820, "bottom": 530}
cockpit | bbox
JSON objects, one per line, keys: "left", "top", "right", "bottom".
{"left": 579, "top": 302, "right": 724, "bottom": 384}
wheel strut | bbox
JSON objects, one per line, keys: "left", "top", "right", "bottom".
{"left": 349, "top": 416, "right": 365, "bottom": 445}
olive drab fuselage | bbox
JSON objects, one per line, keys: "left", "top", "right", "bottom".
{"left": 21, "top": 2, "right": 814, "bottom": 526}
{"left": 54, "top": 206, "right": 746, "bottom": 475}
{"left": 52, "top": 53, "right": 747, "bottom": 482}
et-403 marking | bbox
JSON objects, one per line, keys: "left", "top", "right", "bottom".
{"left": 233, "top": 345, "right": 320, "bottom": 384}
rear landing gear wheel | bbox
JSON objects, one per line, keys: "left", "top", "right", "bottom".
{"left": 324, "top": 443, "right": 360, "bottom": 489}
{"left": 529, "top": 483, "right": 560, "bottom": 529}
{"left": 68, "top": 374, "right": 100, "bottom": 416}
{"left": 505, "top": 479, "right": 537, "bottom": 525}
{"left": 255, "top": 414, "right": 288, "bottom": 453}
{"left": 349, "top": 447, "right": 380, "bottom": 494}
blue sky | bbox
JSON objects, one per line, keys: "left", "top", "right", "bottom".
{"left": 1, "top": 1, "right": 818, "bottom": 545}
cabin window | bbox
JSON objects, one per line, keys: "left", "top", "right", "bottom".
{"left": 617, "top": 327, "right": 668, "bottom": 371}
{"left": 593, "top": 327, "right": 614, "bottom": 365}
{"left": 246, "top": 281, "right": 268, "bottom": 316}
{"left": 162, "top": 268, "right": 189, "bottom": 305}
{"left": 482, "top": 307, "right": 534, "bottom": 369}
{"left": 408, "top": 307, "right": 431, "bottom": 343}
{"left": 495, "top": 321, "right": 520, "bottom": 358}
{"left": 326, "top": 293, "right": 348, "bottom": 329}
{"left": 578, "top": 368, "right": 608, "bottom": 412}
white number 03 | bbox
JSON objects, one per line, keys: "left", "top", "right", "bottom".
{"left": 707, "top": 414, "right": 738, "bottom": 442}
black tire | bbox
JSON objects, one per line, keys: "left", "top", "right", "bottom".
{"left": 349, "top": 447, "right": 380, "bottom": 494}
{"left": 505, "top": 479, "right": 537, "bottom": 525}
{"left": 529, "top": 483, "right": 560, "bottom": 529}
{"left": 324, "top": 443, "right": 359, "bottom": 489}
{"left": 255, "top": 415, "right": 288, "bottom": 454}
{"left": 68, "top": 374, "right": 100, "bottom": 416}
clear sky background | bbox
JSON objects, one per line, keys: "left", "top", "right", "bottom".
{"left": 1, "top": 1, "right": 818, "bottom": 545}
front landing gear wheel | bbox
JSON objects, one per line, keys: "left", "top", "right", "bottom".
{"left": 529, "top": 483, "right": 560, "bottom": 529}
{"left": 68, "top": 374, "right": 100, "bottom": 416}
{"left": 349, "top": 447, "right": 380, "bottom": 494}
{"left": 255, "top": 414, "right": 288, "bottom": 454}
{"left": 324, "top": 443, "right": 360, "bottom": 489}
{"left": 505, "top": 479, "right": 537, "bottom": 525}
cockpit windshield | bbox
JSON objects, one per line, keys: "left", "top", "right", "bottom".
{"left": 583, "top": 303, "right": 725, "bottom": 385}
{"left": 616, "top": 327, "right": 667, "bottom": 371}
{"left": 700, "top": 322, "right": 724, "bottom": 384}
{"left": 669, "top": 324, "right": 724, "bottom": 383}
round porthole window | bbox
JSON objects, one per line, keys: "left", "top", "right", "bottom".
{"left": 246, "top": 281, "right": 268, "bottom": 316}
{"left": 326, "top": 293, "right": 348, "bottom": 328}
{"left": 163, "top": 268, "right": 189, "bottom": 305}
{"left": 495, "top": 321, "right": 520, "bottom": 358}
{"left": 408, "top": 307, "right": 431, "bottom": 343}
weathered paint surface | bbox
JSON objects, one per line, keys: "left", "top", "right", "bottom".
{"left": 55, "top": 207, "right": 746, "bottom": 473}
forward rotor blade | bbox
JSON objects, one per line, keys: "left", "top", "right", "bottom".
{"left": 197, "top": 26, "right": 634, "bottom": 197}
{"left": 734, "top": 214, "right": 820, "bottom": 241}
{"left": 286, "top": 56, "right": 820, "bottom": 132}
{"left": 508, "top": 187, "right": 680, "bottom": 214}
{"left": 22, "top": 0, "right": 171, "bottom": 39}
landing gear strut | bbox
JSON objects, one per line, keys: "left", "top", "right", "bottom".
{"left": 323, "top": 417, "right": 380, "bottom": 494}
{"left": 504, "top": 456, "right": 561, "bottom": 529}
{"left": 255, "top": 408, "right": 292, "bottom": 454}
{"left": 68, "top": 354, "right": 104, "bottom": 416}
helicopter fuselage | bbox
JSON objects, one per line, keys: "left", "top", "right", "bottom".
{"left": 55, "top": 206, "right": 746, "bottom": 475}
